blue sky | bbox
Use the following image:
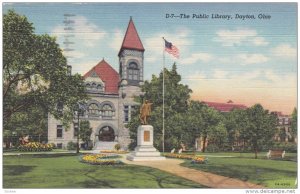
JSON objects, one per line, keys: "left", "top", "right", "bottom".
{"left": 3, "top": 2, "right": 297, "bottom": 114}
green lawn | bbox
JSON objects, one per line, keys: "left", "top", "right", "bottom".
{"left": 181, "top": 156, "right": 297, "bottom": 188}
{"left": 184, "top": 151, "right": 297, "bottom": 161}
{"left": 3, "top": 154, "right": 205, "bottom": 188}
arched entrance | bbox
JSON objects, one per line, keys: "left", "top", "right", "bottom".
{"left": 98, "top": 126, "right": 115, "bottom": 141}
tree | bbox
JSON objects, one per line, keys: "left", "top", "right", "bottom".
{"left": 187, "top": 101, "right": 225, "bottom": 152}
{"left": 127, "top": 63, "right": 192, "bottom": 151}
{"left": 3, "top": 10, "right": 88, "bottom": 133}
{"left": 79, "top": 120, "right": 93, "bottom": 149}
{"left": 200, "top": 106, "right": 224, "bottom": 152}
{"left": 208, "top": 122, "right": 227, "bottom": 151}
{"left": 291, "top": 107, "right": 297, "bottom": 141}
{"left": 5, "top": 105, "right": 48, "bottom": 144}
{"left": 185, "top": 101, "right": 204, "bottom": 151}
{"left": 225, "top": 109, "right": 249, "bottom": 151}
{"left": 243, "top": 104, "right": 277, "bottom": 159}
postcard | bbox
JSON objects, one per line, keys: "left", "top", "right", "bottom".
{"left": 2, "top": 2, "right": 297, "bottom": 193}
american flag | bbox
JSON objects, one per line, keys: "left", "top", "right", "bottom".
{"left": 164, "top": 39, "right": 179, "bottom": 59}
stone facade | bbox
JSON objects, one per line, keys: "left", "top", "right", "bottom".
{"left": 47, "top": 18, "right": 145, "bottom": 150}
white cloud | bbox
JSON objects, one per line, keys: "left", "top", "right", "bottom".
{"left": 181, "top": 53, "right": 213, "bottom": 65}
{"left": 52, "top": 15, "right": 107, "bottom": 48}
{"left": 218, "top": 54, "right": 269, "bottom": 66}
{"left": 213, "top": 69, "right": 229, "bottom": 79}
{"left": 71, "top": 60, "right": 99, "bottom": 75}
{"left": 144, "top": 28, "right": 192, "bottom": 64}
{"left": 109, "top": 29, "right": 124, "bottom": 51}
{"left": 253, "top": 37, "right": 269, "bottom": 46}
{"left": 214, "top": 28, "right": 268, "bottom": 47}
{"left": 237, "top": 54, "right": 269, "bottom": 65}
{"left": 63, "top": 50, "right": 86, "bottom": 59}
{"left": 271, "top": 44, "right": 297, "bottom": 59}
{"left": 184, "top": 71, "right": 206, "bottom": 80}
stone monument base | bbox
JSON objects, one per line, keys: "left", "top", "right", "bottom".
{"left": 126, "top": 125, "right": 165, "bottom": 161}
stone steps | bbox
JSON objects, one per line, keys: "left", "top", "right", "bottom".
{"left": 93, "top": 141, "right": 117, "bottom": 150}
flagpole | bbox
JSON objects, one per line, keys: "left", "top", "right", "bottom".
{"left": 162, "top": 37, "right": 165, "bottom": 153}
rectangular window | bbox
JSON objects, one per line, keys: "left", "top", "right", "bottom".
{"left": 124, "top": 105, "right": 129, "bottom": 122}
{"left": 128, "top": 70, "right": 133, "bottom": 80}
{"left": 57, "top": 125, "right": 63, "bottom": 138}
{"left": 131, "top": 105, "right": 137, "bottom": 111}
{"left": 74, "top": 123, "right": 78, "bottom": 137}
{"left": 133, "top": 70, "right": 138, "bottom": 80}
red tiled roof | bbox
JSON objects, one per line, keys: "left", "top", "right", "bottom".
{"left": 203, "top": 101, "right": 247, "bottom": 112}
{"left": 119, "top": 18, "right": 144, "bottom": 55}
{"left": 83, "top": 59, "right": 120, "bottom": 95}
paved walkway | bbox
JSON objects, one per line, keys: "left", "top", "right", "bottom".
{"left": 121, "top": 156, "right": 264, "bottom": 189}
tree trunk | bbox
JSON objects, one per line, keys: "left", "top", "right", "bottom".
{"left": 202, "top": 136, "right": 207, "bottom": 153}
{"left": 6, "top": 140, "right": 10, "bottom": 149}
{"left": 254, "top": 148, "right": 258, "bottom": 159}
{"left": 194, "top": 138, "right": 197, "bottom": 155}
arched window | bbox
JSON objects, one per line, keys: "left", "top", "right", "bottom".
{"left": 97, "top": 84, "right": 103, "bottom": 92}
{"left": 88, "top": 103, "right": 99, "bottom": 116}
{"left": 91, "top": 82, "right": 97, "bottom": 89}
{"left": 128, "top": 62, "right": 139, "bottom": 81}
{"left": 101, "top": 104, "right": 114, "bottom": 118}
{"left": 86, "top": 83, "right": 91, "bottom": 88}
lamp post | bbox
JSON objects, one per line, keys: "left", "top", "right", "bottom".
{"left": 74, "top": 102, "right": 86, "bottom": 154}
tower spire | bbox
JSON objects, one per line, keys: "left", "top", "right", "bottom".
{"left": 118, "top": 18, "right": 144, "bottom": 56}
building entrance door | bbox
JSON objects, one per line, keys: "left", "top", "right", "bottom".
{"left": 98, "top": 126, "right": 115, "bottom": 141}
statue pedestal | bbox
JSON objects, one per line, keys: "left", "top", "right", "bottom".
{"left": 126, "top": 125, "right": 165, "bottom": 161}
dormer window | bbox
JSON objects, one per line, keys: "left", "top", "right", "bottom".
{"left": 92, "top": 82, "right": 97, "bottom": 89}
{"left": 85, "top": 82, "right": 104, "bottom": 93}
{"left": 97, "top": 84, "right": 103, "bottom": 91}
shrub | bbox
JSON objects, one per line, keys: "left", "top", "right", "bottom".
{"left": 206, "top": 144, "right": 220, "bottom": 152}
{"left": 114, "top": 143, "right": 121, "bottom": 151}
{"left": 272, "top": 142, "right": 297, "bottom": 153}
{"left": 67, "top": 141, "right": 77, "bottom": 150}
{"left": 18, "top": 142, "right": 53, "bottom": 152}
{"left": 50, "top": 143, "right": 56, "bottom": 149}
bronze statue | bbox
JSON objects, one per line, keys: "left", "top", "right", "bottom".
{"left": 139, "top": 100, "right": 153, "bottom": 125}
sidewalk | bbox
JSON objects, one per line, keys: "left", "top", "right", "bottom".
{"left": 121, "top": 156, "right": 264, "bottom": 189}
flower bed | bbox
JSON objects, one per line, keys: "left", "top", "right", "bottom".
{"left": 80, "top": 154, "right": 124, "bottom": 165}
{"left": 100, "top": 150, "right": 129, "bottom": 154}
{"left": 191, "top": 156, "right": 208, "bottom": 164}
{"left": 164, "top": 153, "right": 194, "bottom": 160}
{"left": 164, "top": 153, "right": 207, "bottom": 164}
{"left": 18, "top": 142, "right": 53, "bottom": 152}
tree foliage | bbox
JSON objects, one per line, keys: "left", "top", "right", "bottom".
{"left": 127, "top": 63, "right": 279, "bottom": 156}
{"left": 224, "top": 109, "right": 249, "bottom": 151}
{"left": 3, "top": 10, "right": 88, "bottom": 133}
{"left": 79, "top": 120, "right": 93, "bottom": 145}
{"left": 291, "top": 107, "right": 297, "bottom": 138}
{"left": 127, "top": 64, "right": 192, "bottom": 151}
{"left": 187, "top": 101, "right": 225, "bottom": 152}
{"left": 244, "top": 104, "right": 277, "bottom": 158}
